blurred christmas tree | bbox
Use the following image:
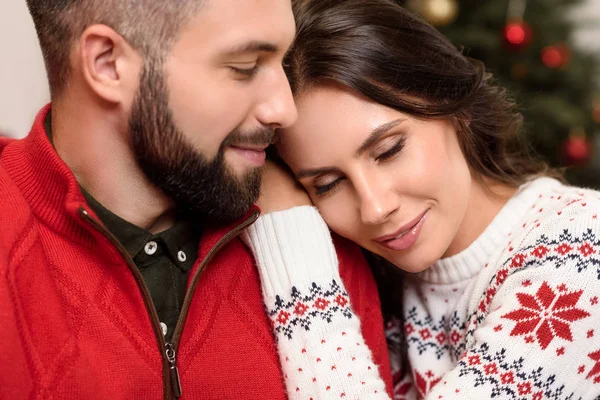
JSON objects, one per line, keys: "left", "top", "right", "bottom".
{"left": 401, "top": 0, "right": 600, "bottom": 188}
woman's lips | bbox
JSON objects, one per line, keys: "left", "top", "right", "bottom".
{"left": 374, "top": 209, "right": 429, "bottom": 251}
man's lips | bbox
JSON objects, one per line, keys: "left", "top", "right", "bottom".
{"left": 374, "top": 208, "right": 430, "bottom": 243}
{"left": 228, "top": 144, "right": 268, "bottom": 165}
{"left": 229, "top": 144, "right": 269, "bottom": 152}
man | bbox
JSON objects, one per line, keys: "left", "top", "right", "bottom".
{"left": 0, "top": 0, "right": 392, "bottom": 398}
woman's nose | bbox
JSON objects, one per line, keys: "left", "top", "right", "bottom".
{"left": 357, "top": 180, "right": 400, "bottom": 226}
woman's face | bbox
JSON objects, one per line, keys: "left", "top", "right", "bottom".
{"left": 278, "top": 85, "right": 473, "bottom": 272}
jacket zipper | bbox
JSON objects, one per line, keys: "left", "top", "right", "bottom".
{"left": 79, "top": 207, "right": 259, "bottom": 399}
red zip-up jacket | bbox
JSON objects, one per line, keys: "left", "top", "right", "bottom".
{"left": 0, "top": 105, "right": 393, "bottom": 399}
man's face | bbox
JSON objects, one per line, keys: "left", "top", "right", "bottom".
{"left": 129, "top": 0, "right": 297, "bottom": 224}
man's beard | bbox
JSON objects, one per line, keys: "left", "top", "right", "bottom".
{"left": 128, "top": 62, "right": 274, "bottom": 225}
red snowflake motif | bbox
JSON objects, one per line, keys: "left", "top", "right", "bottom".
{"left": 522, "top": 280, "right": 532, "bottom": 287}
{"left": 450, "top": 330, "right": 462, "bottom": 345}
{"left": 525, "top": 336, "right": 535, "bottom": 344}
{"left": 335, "top": 294, "right": 348, "bottom": 307}
{"left": 468, "top": 355, "right": 481, "bottom": 365}
{"left": 419, "top": 328, "right": 432, "bottom": 340}
{"left": 586, "top": 350, "right": 600, "bottom": 381}
{"left": 557, "top": 283, "right": 568, "bottom": 292}
{"left": 531, "top": 246, "right": 549, "bottom": 259}
{"left": 501, "top": 282, "right": 591, "bottom": 349}
{"left": 495, "top": 269, "right": 509, "bottom": 285}
{"left": 484, "top": 363, "right": 498, "bottom": 375}
{"left": 486, "top": 288, "right": 497, "bottom": 305}
{"left": 556, "top": 243, "right": 573, "bottom": 255}
{"left": 500, "top": 371, "right": 515, "bottom": 384}
{"left": 414, "top": 370, "right": 442, "bottom": 398}
{"left": 511, "top": 253, "right": 527, "bottom": 268}
{"left": 405, "top": 322, "right": 415, "bottom": 335}
{"left": 556, "top": 347, "right": 565, "bottom": 356}
{"left": 277, "top": 310, "right": 290, "bottom": 325}
{"left": 578, "top": 242, "right": 597, "bottom": 257}
{"left": 314, "top": 298, "right": 330, "bottom": 310}
{"left": 479, "top": 299, "right": 487, "bottom": 312}
{"left": 592, "top": 296, "right": 599, "bottom": 306}
{"left": 588, "top": 330, "right": 595, "bottom": 338}
{"left": 517, "top": 382, "right": 532, "bottom": 395}
{"left": 436, "top": 332, "right": 446, "bottom": 344}
{"left": 294, "top": 302, "right": 308, "bottom": 316}
{"left": 579, "top": 365, "right": 586, "bottom": 374}
{"left": 533, "top": 391, "right": 544, "bottom": 400}
{"left": 494, "top": 324, "right": 503, "bottom": 332}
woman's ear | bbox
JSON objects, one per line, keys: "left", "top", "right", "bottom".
{"left": 77, "top": 24, "right": 142, "bottom": 104}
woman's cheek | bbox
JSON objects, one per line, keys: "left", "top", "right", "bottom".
{"left": 322, "top": 207, "right": 364, "bottom": 246}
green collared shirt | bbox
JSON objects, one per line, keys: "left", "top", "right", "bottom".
{"left": 45, "top": 113, "right": 201, "bottom": 342}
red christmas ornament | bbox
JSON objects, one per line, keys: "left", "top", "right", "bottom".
{"left": 562, "top": 133, "right": 592, "bottom": 165}
{"left": 541, "top": 44, "right": 571, "bottom": 69}
{"left": 503, "top": 20, "right": 532, "bottom": 51}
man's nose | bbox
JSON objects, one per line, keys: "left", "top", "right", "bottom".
{"left": 255, "top": 67, "right": 298, "bottom": 129}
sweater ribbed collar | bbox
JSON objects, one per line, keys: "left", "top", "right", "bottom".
{"left": 1, "top": 105, "right": 100, "bottom": 245}
{"left": 416, "top": 177, "right": 562, "bottom": 284}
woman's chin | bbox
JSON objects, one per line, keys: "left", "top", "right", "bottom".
{"left": 381, "top": 249, "right": 442, "bottom": 274}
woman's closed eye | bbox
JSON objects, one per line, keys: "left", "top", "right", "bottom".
{"left": 374, "top": 136, "right": 406, "bottom": 162}
{"left": 314, "top": 176, "right": 345, "bottom": 197}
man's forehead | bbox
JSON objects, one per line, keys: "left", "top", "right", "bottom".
{"left": 182, "top": 0, "right": 295, "bottom": 55}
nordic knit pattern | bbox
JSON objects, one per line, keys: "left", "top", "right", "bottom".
{"left": 249, "top": 179, "right": 600, "bottom": 400}
{"left": 397, "top": 177, "right": 600, "bottom": 400}
{"left": 243, "top": 206, "right": 391, "bottom": 400}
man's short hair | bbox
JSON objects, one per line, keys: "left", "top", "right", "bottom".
{"left": 26, "top": 0, "right": 203, "bottom": 98}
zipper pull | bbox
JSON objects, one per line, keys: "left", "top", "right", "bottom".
{"left": 165, "top": 343, "right": 182, "bottom": 398}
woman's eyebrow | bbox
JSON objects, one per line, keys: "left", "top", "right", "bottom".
{"left": 354, "top": 118, "right": 406, "bottom": 157}
{"left": 295, "top": 166, "right": 340, "bottom": 180}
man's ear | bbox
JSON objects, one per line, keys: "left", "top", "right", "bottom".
{"left": 77, "top": 24, "right": 142, "bottom": 104}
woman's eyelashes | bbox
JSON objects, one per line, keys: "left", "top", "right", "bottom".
{"left": 374, "top": 136, "right": 406, "bottom": 162}
{"left": 313, "top": 136, "right": 406, "bottom": 197}
{"left": 314, "top": 177, "right": 345, "bottom": 197}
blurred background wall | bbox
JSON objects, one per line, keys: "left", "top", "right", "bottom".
{"left": 0, "top": 1, "right": 50, "bottom": 137}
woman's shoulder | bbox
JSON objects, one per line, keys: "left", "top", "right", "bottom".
{"left": 515, "top": 177, "right": 600, "bottom": 234}
{"left": 492, "top": 177, "right": 600, "bottom": 279}
{"left": 482, "top": 177, "right": 600, "bottom": 280}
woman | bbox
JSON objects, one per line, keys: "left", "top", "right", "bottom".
{"left": 244, "top": 0, "right": 600, "bottom": 399}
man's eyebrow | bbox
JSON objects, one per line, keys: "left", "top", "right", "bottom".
{"left": 222, "top": 40, "right": 279, "bottom": 57}
{"left": 296, "top": 167, "right": 340, "bottom": 180}
{"left": 354, "top": 118, "right": 406, "bottom": 157}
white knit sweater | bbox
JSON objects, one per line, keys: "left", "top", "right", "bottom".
{"left": 242, "top": 206, "right": 390, "bottom": 400}
{"left": 245, "top": 178, "right": 600, "bottom": 400}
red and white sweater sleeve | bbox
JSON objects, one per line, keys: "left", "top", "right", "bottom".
{"left": 243, "top": 206, "right": 390, "bottom": 400}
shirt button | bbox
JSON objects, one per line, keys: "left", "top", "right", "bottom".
{"left": 144, "top": 241, "right": 158, "bottom": 255}
{"left": 160, "top": 322, "right": 168, "bottom": 337}
{"left": 177, "top": 250, "right": 187, "bottom": 263}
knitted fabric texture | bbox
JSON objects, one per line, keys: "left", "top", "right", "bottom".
{"left": 0, "top": 106, "right": 392, "bottom": 399}
{"left": 243, "top": 206, "right": 392, "bottom": 399}
{"left": 395, "top": 178, "right": 600, "bottom": 399}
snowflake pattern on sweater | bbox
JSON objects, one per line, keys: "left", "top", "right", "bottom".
{"left": 395, "top": 178, "right": 600, "bottom": 400}
{"left": 268, "top": 280, "right": 354, "bottom": 341}
{"left": 264, "top": 279, "right": 389, "bottom": 400}
{"left": 242, "top": 206, "right": 391, "bottom": 400}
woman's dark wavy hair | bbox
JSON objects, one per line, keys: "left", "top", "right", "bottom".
{"left": 285, "top": 0, "right": 557, "bottom": 317}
